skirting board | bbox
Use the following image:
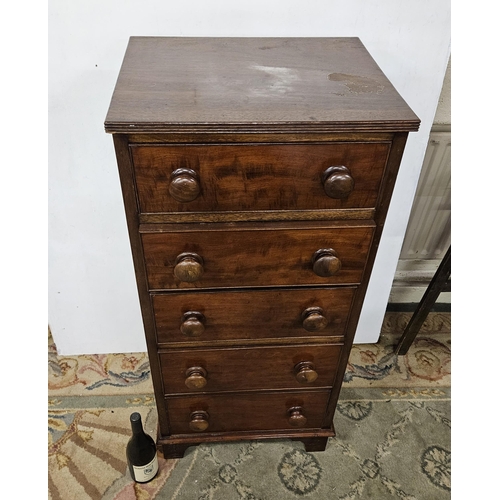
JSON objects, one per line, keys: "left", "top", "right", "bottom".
{"left": 389, "top": 258, "right": 450, "bottom": 305}
{"left": 386, "top": 302, "right": 450, "bottom": 313}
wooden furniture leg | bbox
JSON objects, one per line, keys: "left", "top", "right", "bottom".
{"left": 395, "top": 246, "right": 451, "bottom": 356}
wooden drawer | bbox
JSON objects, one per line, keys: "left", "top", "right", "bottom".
{"left": 166, "top": 390, "right": 331, "bottom": 434}
{"left": 130, "top": 143, "right": 390, "bottom": 214}
{"left": 159, "top": 344, "right": 342, "bottom": 395}
{"left": 141, "top": 221, "right": 374, "bottom": 290}
{"left": 153, "top": 287, "right": 355, "bottom": 345}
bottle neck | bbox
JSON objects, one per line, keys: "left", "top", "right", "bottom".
{"left": 130, "top": 413, "right": 145, "bottom": 436}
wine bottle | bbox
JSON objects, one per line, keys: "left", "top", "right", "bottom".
{"left": 126, "top": 412, "right": 159, "bottom": 483}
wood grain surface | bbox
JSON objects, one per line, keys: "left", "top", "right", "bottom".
{"left": 105, "top": 37, "right": 419, "bottom": 133}
{"left": 165, "top": 390, "right": 331, "bottom": 434}
{"left": 159, "top": 343, "right": 342, "bottom": 394}
{"left": 141, "top": 222, "right": 374, "bottom": 290}
{"left": 131, "top": 142, "right": 390, "bottom": 213}
{"left": 152, "top": 287, "right": 355, "bottom": 345}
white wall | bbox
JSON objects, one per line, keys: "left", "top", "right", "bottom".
{"left": 434, "top": 57, "right": 451, "bottom": 126}
{"left": 48, "top": 1, "right": 451, "bottom": 354}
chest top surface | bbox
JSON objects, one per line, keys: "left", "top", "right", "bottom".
{"left": 104, "top": 37, "right": 419, "bottom": 134}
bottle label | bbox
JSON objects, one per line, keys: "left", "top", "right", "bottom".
{"left": 133, "top": 455, "right": 159, "bottom": 482}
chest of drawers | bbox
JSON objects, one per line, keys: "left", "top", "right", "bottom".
{"left": 105, "top": 37, "right": 419, "bottom": 458}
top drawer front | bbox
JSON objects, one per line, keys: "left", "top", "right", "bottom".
{"left": 131, "top": 143, "right": 390, "bottom": 213}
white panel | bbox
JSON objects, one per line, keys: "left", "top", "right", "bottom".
{"left": 400, "top": 131, "right": 451, "bottom": 260}
{"left": 48, "top": 0, "right": 451, "bottom": 353}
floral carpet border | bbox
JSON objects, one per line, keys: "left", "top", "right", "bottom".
{"left": 49, "top": 386, "right": 450, "bottom": 412}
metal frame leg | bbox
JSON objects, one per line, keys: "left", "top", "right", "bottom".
{"left": 395, "top": 246, "right": 451, "bottom": 355}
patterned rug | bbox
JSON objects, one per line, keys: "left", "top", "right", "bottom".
{"left": 48, "top": 312, "right": 451, "bottom": 499}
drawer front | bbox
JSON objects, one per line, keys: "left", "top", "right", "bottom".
{"left": 159, "top": 344, "right": 342, "bottom": 395}
{"left": 131, "top": 143, "right": 390, "bottom": 213}
{"left": 153, "top": 287, "right": 355, "bottom": 345}
{"left": 166, "top": 390, "right": 331, "bottom": 434}
{"left": 142, "top": 224, "right": 374, "bottom": 290}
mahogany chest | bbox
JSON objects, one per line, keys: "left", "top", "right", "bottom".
{"left": 105, "top": 37, "right": 419, "bottom": 458}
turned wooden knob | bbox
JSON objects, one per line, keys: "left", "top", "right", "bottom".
{"left": 185, "top": 367, "right": 208, "bottom": 390}
{"left": 287, "top": 407, "right": 307, "bottom": 427}
{"left": 180, "top": 311, "right": 206, "bottom": 337}
{"left": 169, "top": 168, "right": 200, "bottom": 203}
{"left": 301, "top": 307, "right": 329, "bottom": 332}
{"left": 312, "top": 249, "right": 341, "bottom": 277}
{"left": 174, "top": 253, "right": 204, "bottom": 283}
{"left": 189, "top": 411, "right": 209, "bottom": 432}
{"left": 322, "top": 165, "right": 354, "bottom": 199}
{"left": 294, "top": 361, "right": 319, "bottom": 384}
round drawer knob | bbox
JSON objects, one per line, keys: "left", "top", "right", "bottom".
{"left": 189, "top": 411, "right": 210, "bottom": 432}
{"left": 301, "top": 307, "right": 329, "bottom": 332}
{"left": 174, "top": 253, "right": 204, "bottom": 283}
{"left": 180, "top": 311, "right": 206, "bottom": 337}
{"left": 169, "top": 168, "right": 200, "bottom": 203}
{"left": 294, "top": 361, "right": 319, "bottom": 384}
{"left": 311, "top": 249, "right": 341, "bottom": 277}
{"left": 287, "top": 407, "right": 307, "bottom": 427}
{"left": 185, "top": 367, "right": 208, "bottom": 390}
{"left": 322, "top": 165, "right": 354, "bottom": 199}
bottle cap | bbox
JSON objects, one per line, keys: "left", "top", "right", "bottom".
{"left": 130, "top": 412, "right": 142, "bottom": 423}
